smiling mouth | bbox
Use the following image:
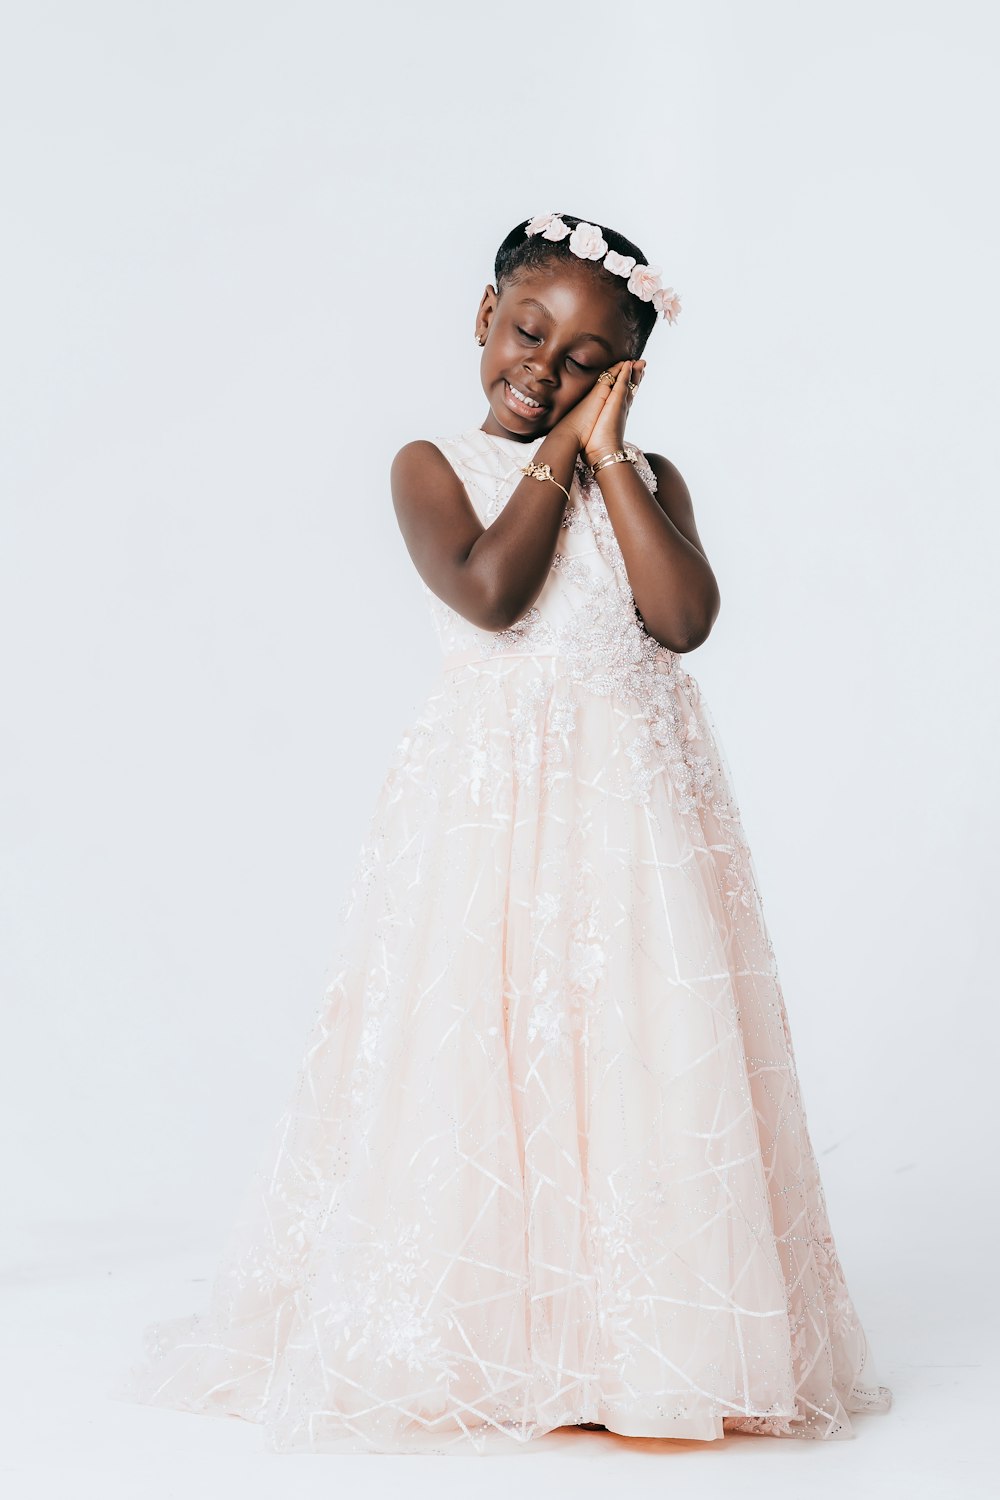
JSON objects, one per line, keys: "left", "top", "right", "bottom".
{"left": 503, "top": 379, "right": 549, "bottom": 418}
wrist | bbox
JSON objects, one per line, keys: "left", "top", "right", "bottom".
{"left": 540, "top": 423, "right": 586, "bottom": 462}
{"left": 582, "top": 446, "right": 642, "bottom": 484}
{"left": 584, "top": 440, "right": 629, "bottom": 467}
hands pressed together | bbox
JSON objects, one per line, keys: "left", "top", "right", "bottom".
{"left": 554, "top": 358, "right": 646, "bottom": 465}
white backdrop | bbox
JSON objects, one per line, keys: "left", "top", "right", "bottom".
{"left": 2, "top": 2, "right": 997, "bottom": 1495}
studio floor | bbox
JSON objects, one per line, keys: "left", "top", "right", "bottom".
{"left": 2, "top": 1221, "right": 989, "bottom": 1500}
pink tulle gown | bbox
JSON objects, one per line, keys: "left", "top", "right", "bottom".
{"left": 113, "top": 427, "right": 893, "bottom": 1453}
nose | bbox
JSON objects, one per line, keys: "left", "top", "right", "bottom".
{"left": 522, "top": 349, "right": 559, "bottom": 388}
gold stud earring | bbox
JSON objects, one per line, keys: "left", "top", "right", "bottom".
{"left": 474, "top": 331, "right": 485, "bottom": 346}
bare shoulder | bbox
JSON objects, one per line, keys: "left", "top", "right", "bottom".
{"left": 389, "top": 438, "right": 485, "bottom": 595}
{"left": 390, "top": 439, "right": 458, "bottom": 510}
{"left": 390, "top": 438, "right": 477, "bottom": 533}
{"left": 639, "top": 450, "right": 711, "bottom": 563}
{"left": 390, "top": 438, "right": 451, "bottom": 473}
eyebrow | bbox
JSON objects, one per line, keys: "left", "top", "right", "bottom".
{"left": 517, "top": 297, "right": 614, "bottom": 354}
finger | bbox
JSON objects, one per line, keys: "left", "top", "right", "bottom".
{"left": 589, "top": 367, "right": 618, "bottom": 404}
{"left": 590, "top": 357, "right": 630, "bottom": 409}
{"left": 612, "top": 360, "right": 634, "bottom": 406}
{"left": 614, "top": 361, "right": 638, "bottom": 416}
{"left": 597, "top": 359, "right": 627, "bottom": 384}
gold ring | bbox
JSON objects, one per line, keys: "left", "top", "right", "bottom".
{"left": 596, "top": 369, "right": 616, "bottom": 386}
{"left": 627, "top": 381, "right": 637, "bottom": 393}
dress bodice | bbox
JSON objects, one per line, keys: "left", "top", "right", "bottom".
{"left": 421, "top": 426, "right": 667, "bottom": 678}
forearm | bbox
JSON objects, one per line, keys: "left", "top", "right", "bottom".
{"left": 462, "top": 426, "right": 581, "bottom": 628}
{"left": 594, "top": 459, "right": 720, "bottom": 651}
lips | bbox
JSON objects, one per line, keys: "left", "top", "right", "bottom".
{"left": 504, "top": 379, "right": 550, "bottom": 418}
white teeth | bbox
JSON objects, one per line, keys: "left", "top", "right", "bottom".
{"left": 509, "top": 382, "right": 540, "bottom": 407}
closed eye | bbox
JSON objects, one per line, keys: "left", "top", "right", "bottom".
{"left": 516, "top": 327, "right": 595, "bottom": 374}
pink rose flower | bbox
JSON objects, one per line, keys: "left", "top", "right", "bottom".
{"left": 525, "top": 212, "right": 571, "bottom": 242}
{"left": 603, "top": 250, "right": 636, "bottom": 278}
{"left": 653, "top": 285, "right": 682, "bottom": 322}
{"left": 627, "top": 262, "right": 663, "bottom": 302}
{"left": 568, "top": 221, "right": 609, "bottom": 261}
{"left": 629, "top": 264, "right": 659, "bottom": 301}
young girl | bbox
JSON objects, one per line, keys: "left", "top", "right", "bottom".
{"left": 114, "top": 211, "right": 893, "bottom": 1454}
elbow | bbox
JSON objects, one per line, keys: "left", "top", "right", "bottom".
{"left": 653, "top": 623, "right": 706, "bottom": 654}
{"left": 469, "top": 582, "right": 523, "bottom": 634}
{"left": 679, "top": 579, "right": 722, "bottom": 652}
{"left": 482, "top": 602, "right": 518, "bottom": 633}
{"left": 677, "top": 613, "right": 720, "bottom": 654}
{"left": 674, "top": 606, "right": 718, "bottom": 652}
{"left": 672, "top": 622, "right": 712, "bottom": 653}
{"left": 646, "top": 585, "right": 721, "bottom": 654}
{"left": 455, "top": 556, "right": 519, "bottom": 632}
{"left": 477, "top": 576, "right": 537, "bottom": 634}
{"left": 476, "top": 577, "right": 517, "bottom": 631}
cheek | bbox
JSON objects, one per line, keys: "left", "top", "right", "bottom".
{"left": 568, "top": 372, "right": 599, "bottom": 398}
{"left": 492, "top": 334, "right": 520, "bottom": 365}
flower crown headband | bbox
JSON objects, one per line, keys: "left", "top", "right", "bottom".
{"left": 524, "top": 212, "right": 681, "bottom": 324}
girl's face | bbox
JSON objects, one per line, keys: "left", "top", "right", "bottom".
{"left": 475, "top": 264, "right": 635, "bottom": 441}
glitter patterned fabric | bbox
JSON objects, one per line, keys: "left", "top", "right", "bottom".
{"left": 113, "top": 426, "right": 893, "bottom": 1453}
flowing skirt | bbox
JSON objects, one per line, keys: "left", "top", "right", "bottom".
{"left": 112, "top": 652, "right": 892, "bottom": 1453}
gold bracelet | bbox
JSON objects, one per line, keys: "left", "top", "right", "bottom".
{"left": 518, "top": 460, "right": 571, "bottom": 503}
{"left": 588, "top": 447, "right": 640, "bottom": 476}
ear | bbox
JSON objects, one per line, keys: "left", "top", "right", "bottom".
{"left": 477, "top": 283, "right": 498, "bottom": 331}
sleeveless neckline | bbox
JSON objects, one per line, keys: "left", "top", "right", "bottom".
{"left": 473, "top": 427, "right": 545, "bottom": 447}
